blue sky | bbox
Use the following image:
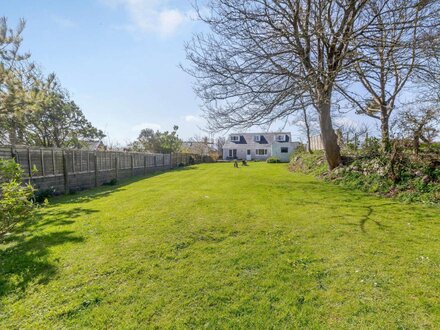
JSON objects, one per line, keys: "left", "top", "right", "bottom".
{"left": 4, "top": 0, "right": 376, "bottom": 145}
{"left": 4, "top": 0, "right": 210, "bottom": 145}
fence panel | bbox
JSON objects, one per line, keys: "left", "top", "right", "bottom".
{"left": 0, "top": 145, "right": 210, "bottom": 194}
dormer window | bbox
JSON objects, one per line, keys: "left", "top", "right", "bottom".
{"left": 230, "top": 135, "right": 240, "bottom": 142}
{"left": 276, "top": 134, "right": 287, "bottom": 142}
{"left": 254, "top": 135, "right": 261, "bottom": 142}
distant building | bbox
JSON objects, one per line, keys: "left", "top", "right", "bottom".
{"left": 83, "top": 140, "right": 107, "bottom": 151}
{"left": 182, "top": 140, "right": 215, "bottom": 156}
{"left": 222, "top": 132, "right": 300, "bottom": 162}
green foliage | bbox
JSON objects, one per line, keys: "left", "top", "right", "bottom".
{"left": 266, "top": 157, "right": 280, "bottom": 163}
{"left": 289, "top": 150, "right": 328, "bottom": 176}
{"left": 34, "top": 187, "right": 57, "bottom": 204}
{"left": 0, "top": 19, "right": 103, "bottom": 147}
{"left": 103, "top": 179, "right": 118, "bottom": 186}
{"left": 130, "top": 125, "right": 182, "bottom": 153}
{"left": 1, "top": 163, "right": 439, "bottom": 328}
{"left": 1, "top": 74, "right": 105, "bottom": 147}
{"left": 0, "top": 159, "right": 35, "bottom": 236}
{"left": 290, "top": 148, "right": 440, "bottom": 204}
{"left": 0, "top": 17, "right": 31, "bottom": 119}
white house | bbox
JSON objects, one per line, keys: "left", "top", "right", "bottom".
{"left": 222, "top": 132, "right": 300, "bottom": 162}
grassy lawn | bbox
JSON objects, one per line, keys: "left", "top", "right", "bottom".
{"left": 1, "top": 163, "right": 439, "bottom": 328}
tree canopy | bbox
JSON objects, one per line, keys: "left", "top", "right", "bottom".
{"left": 0, "top": 17, "right": 104, "bottom": 148}
{"left": 184, "top": 0, "right": 440, "bottom": 168}
{"left": 130, "top": 125, "right": 182, "bottom": 154}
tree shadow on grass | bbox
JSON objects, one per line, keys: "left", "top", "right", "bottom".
{"left": 0, "top": 207, "right": 92, "bottom": 299}
{"left": 359, "top": 206, "right": 386, "bottom": 233}
{"left": 50, "top": 165, "right": 200, "bottom": 205}
{"left": 0, "top": 166, "right": 201, "bottom": 299}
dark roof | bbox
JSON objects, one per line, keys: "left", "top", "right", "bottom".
{"left": 223, "top": 132, "right": 293, "bottom": 148}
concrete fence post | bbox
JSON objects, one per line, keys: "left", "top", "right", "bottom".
{"left": 10, "top": 145, "right": 17, "bottom": 161}
{"left": 62, "top": 150, "right": 69, "bottom": 194}
{"left": 40, "top": 149, "right": 45, "bottom": 177}
{"left": 94, "top": 153, "right": 99, "bottom": 187}
{"left": 143, "top": 156, "right": 147, "bottom": 175}
{"left": 115, "top": 156, "right": 119, "bottom": 181}
{"left": 27, "top": 148, "right": 32, "bottom": 179}
{"left": 52, "top": 149, "right": 56, "bottom": 175}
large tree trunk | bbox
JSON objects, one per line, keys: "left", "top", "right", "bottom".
{"left": 380, "top": 111, "right": 391, "bottom": 152}
{"left": 318, "top": 100, "right": 342, "bottom": 170}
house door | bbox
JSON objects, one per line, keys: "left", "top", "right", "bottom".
{"left": 246, "top": 149, "right": 252, "bottom": 161}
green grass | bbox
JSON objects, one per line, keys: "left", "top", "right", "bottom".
{"left": 1, "top": 163, "right": 439, "bottom": 328}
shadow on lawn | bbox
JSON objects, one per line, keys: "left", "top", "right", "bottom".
{"left": 359, "top": 205, "right": 386, "bottom": 233}
{"left": 0, "top": 207, "right": 92, "bottom": 299}
{"left": 52, "top": 165, "right": 200, "bottom": 205}
{"left": 0, "top": 167, "right": 201, "bottom": 298}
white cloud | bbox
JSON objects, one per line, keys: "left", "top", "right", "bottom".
{"left": 101, "top": 0, "right": 191, "bottom": 37}
{"left": 184, "top": 115, "right": 202, "bottom": 123}
{"left": 132, "top": 122, "right": 162, "bottom": 132}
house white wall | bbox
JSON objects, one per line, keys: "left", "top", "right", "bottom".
{"left": 222, "top": 133, "right": 299, "bottom": 162}
{"left": 271, "top": 142, "right": 300, "bottom": 162}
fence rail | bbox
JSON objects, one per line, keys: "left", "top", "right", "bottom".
{"left": 0, "top": 145, "right": 210, "bottom": 194}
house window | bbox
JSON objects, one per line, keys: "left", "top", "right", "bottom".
{"left": 254, "top": 135, "right": 261, "bottom": 142}
{"left": 276, "top": 134, "right": 287, "bottom": 142}
{"left": 281, "top": 147, "right": 289, "bottom": 153}
{"left": 228, "top": 149, "right": 237, "bottom": 158}
{"left": 230, "top": 135, "right": 240, "bottom": 142}
{"left": 256, "top": 149, "right": 268, "bottom": 155}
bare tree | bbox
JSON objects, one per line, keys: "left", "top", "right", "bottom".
{"left": 398, "top": 106, "right": 439, "bottom": 155}
{"left": 184, "top": 0, "right": 378, "bottom": 169}
{"left": 216, "top": 136, "right": 226, "bottom": 158}
{"left": 338, "top": 0, "right": 440, "bottom": 151}
{"left": 292, "top": 107, "right": 319, "bottom": 153}
{"left": 184, "top": 135, "right": 213, "bottom": 156}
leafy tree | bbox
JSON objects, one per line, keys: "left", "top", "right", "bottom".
{"left": 0, "top": 17, "right": 31, "bottom": 114}
{"left": 131, "top": 125, "right": 182, "bottom": 153}
{"left": 0, "top": 159, "right": 35, "bottom": 237}
{"left": 0, "top": 17, "right": 35, "bottom": 144}
{"left": 0, "top": 74, "right": 105, "bottom": 148}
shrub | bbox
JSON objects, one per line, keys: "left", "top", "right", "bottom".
{"left": 0, "top": 159, "right": 35, "bottom": 236}
{"left": 34, "top": 187, "right": 57, "bottom": 204}
{"left": 289, "top": 147, "right": 439, "bottom": 205}
{"left": 266, "top": 157, "right": 281, "bottom": 163}
{"left": 103, "top": 179, "right": 118, "bottom": 186}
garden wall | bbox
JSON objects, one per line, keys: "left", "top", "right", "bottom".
{"left": 0, "top": 146, "right": 210, "bottom": 194}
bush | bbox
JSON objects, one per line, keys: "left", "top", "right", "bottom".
{"left": 289, "top": 148, "right": 440, "bottom": 205}
{"left": 34, "top": 187, "right": 57, "bottom": 204}
{"left": 103, "top": 179, "right": 118, "bottom": 186}
{"left": 0, "top": 159, "right": 35, "bottom": 236}
{"left": 266, "top": 157, "right": 281, "bottom": 163}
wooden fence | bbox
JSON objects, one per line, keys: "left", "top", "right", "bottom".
{"left": 309, "top": 135, "right": 324, "bottom": 151}
{"left": 0, "top": 145, "right": 210, "bottom": 194}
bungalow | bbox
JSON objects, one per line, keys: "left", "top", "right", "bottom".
{"left": 222, "top": 132, "right": 300, "bottom": 162}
